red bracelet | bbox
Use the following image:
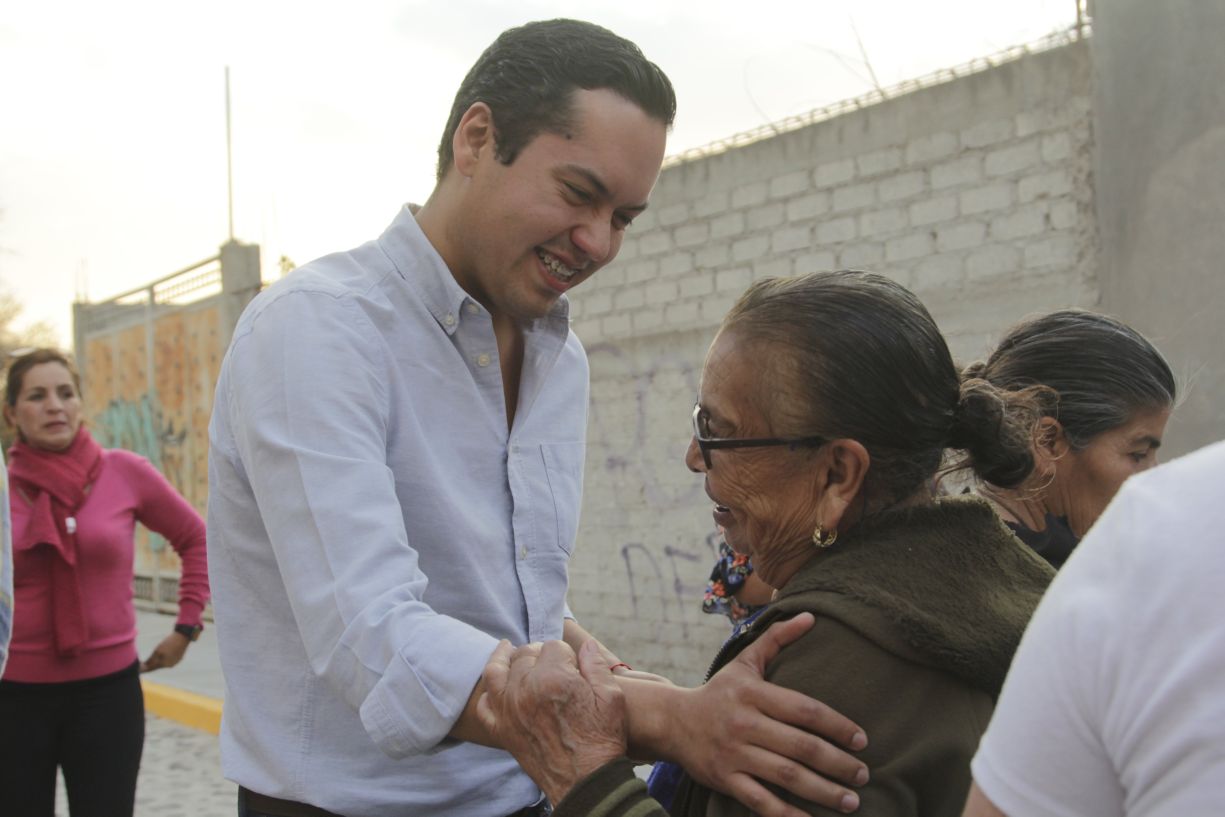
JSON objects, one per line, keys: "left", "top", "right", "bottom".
{"left": 609, "top": 662, "right": 633, "bottom": 673}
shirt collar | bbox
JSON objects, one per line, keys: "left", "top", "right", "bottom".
{"left": 376, "top": 204, "right": 571, "bottom": 336}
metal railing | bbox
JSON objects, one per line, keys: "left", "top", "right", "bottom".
{"left": 77, "top": 254, "right": 222, "bottom": 332}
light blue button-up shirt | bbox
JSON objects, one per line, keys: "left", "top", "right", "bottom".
{"left": 208, "top": 206, "right": 588, "bottom": 816}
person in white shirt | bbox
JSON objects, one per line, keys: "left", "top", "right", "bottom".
{"left": 964, "top": 439, "right": 1225, "bottom": 817}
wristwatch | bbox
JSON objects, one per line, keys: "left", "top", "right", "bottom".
{"left": 174, "top": 623, "right": 204, "bottom": 642}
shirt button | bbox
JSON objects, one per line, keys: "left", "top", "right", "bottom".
{"left": 443, "top": 313, "right": 456, "bottom": 326}
{"left": 465, "top": 303, "right": 480, "bottom": 315}
{"left": 520, "top": 546, "right": 528, "bottom": 559}
{"left": 476, "top": 353, "right": 491, "bottom": 367}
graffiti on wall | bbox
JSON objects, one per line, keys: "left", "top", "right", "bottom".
{"left": 80, "top": 302, "right": 223, "bottom": 571}
{"left": 90, "top": 394, "right": 189, "bottom": 555}
{"left": 92, "top": 394, "right": 186, "bottom": 476}
{"left": 619, "top": 529, "right": 723, "bottom": 640}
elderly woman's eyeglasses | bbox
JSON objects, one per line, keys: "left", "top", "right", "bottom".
{"left": 691, "top": 403, "right": 827, "bottom": 469}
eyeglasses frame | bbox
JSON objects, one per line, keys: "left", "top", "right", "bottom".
{"left": 691, "top": 402, "right": 827, "bottom": 469}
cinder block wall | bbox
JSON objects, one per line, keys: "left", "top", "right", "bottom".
{"left": 567, "top": 40, "right": 1098, "bottom": 684}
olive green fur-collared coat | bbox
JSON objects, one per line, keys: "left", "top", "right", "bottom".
{"left": 555, "top": 497, "right": 1054, "bottom": 817}
{"left": 676, "top": 496, "right": 1054, "bottom": 817}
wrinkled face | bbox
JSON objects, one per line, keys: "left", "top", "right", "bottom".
{"left": 5, "top": 361, "right": 83, "bottom": 452}
{"left": 684, "top": 331, "right": 822, "bottom": 588}
{"left": 453, "top": 88, "right": 667, "bottom": 322}
{"left": 1050, "top": 407, "right": 1172, "bottom": 536}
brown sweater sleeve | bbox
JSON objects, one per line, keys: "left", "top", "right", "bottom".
{"left": 553, "top": 757, "right": 668, "bottom": 817}
{"left": 704, "top": 616, "right": 993, "bottom": 817}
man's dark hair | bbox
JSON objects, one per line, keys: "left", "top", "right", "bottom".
{"left": 435, "top": 19, "right": 676, "bottom": 182}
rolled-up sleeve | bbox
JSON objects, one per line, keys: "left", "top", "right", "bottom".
{"left": 225, "top": 289, "right": 497, "bottom": 756}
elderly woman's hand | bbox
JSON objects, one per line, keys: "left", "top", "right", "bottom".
{"left": 477, "top": 638, "right": 629, "bottom": 805}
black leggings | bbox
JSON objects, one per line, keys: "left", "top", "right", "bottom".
{"left": 0, "top": 661, "right": 145, "bottom": 817}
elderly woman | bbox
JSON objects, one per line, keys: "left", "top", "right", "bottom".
{"left": 968, "top": 310, "right": 1176, "bottom": 568}
{"left": 479, "top": 271, "right": 1056, "bottom": 817}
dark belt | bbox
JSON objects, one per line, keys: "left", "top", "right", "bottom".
{"left": 239, "top": 787, "right": 550, "bottom": 817}
{"left": 239, "top": 787, "right": 343, "bottom": 817}
{"left": 507, "top": 803, "right": 552, "bottom": 817}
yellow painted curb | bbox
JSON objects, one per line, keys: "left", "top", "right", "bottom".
{"left": 141, "top": 679, "right": 223, "bottom": 735}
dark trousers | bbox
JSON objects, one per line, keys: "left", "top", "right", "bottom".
{"left": 0, "top": 661, "right": 145, "bottom": 817}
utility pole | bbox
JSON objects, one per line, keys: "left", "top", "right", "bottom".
{"left": 225, "top": 66, "right": 235, "bottom": 241}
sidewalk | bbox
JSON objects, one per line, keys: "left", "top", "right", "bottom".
{"left": 136, "top": 608, "right": 225, "bottom": 733}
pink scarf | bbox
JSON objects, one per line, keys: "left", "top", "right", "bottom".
{"left": 8, "top": 425, "right": 104, "bottom": 657}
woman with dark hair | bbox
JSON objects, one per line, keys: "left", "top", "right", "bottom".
{"left": 0, "top": 348, "right": 210, "bottom": 816}
{"left": 967, "top": 309, "right": 1176, "bottom": 568}
{"left": 478, "top": 271, "right": 1056, "bottom": 817}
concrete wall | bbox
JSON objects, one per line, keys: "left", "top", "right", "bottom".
{"left": 566, "top": 40, "right": 1100, "bottom": 684}
{"left": 1091, "top": 1, "right": 1225, "bottom": 457}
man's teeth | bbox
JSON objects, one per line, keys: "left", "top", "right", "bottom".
{"left": 537, "top": 249, "right": 578, "bottom": 281}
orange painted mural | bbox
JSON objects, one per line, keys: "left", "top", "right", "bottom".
{"left": 82, "top": 301, "right": 223, "bottom": 582}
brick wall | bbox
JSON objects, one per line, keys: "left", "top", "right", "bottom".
{"left": 566, "top": 40, "right": 1098, "bottom": 684}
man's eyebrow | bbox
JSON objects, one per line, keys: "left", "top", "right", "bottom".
{"left": 560, "top": 164, "right": 649, "bottom": 212}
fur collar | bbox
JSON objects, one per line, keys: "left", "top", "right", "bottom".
{"left": 759, "top": 496, "right": 1054, "bottom": 697}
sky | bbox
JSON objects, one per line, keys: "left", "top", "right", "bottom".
{"left": 0, "top": 0, "right": 1077, "bottom": 347}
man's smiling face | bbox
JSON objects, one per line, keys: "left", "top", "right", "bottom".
{"left": 449, "top": 87, "right": 668, "bottom": 322}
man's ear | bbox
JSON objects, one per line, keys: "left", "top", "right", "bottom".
{"left": 813, "top": 439, "right": 871, "bottom": 534}
{"left": 451, "top": 102, "right": 496, "bottom": 178}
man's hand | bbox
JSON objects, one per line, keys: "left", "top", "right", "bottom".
{"left": 478, "top": 638, "right": 628, "bottom": 805}
{"left": 629, "top": 612, "right": 869, "bottom": 816}
{"left": 140, "top": 632, "right": 190, "bottom": 673}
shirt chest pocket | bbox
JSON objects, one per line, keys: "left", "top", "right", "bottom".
{"left": 539, "top": 442, "right": 586, "bottom": 555}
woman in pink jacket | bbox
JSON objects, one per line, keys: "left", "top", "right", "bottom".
{"left": 0, "top": 348, "right": 210, "bottom": 816}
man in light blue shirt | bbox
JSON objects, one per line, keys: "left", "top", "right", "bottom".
{"left": 209, "top": 19, "right": 868, "bottom": 817}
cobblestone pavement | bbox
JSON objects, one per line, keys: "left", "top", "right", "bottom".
{"left": 55, "top": 714, "right": 234, "bottom": 817}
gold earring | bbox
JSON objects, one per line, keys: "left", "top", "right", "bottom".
{"left": 812, "top": 523, "right": 838, "bottom": 549}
